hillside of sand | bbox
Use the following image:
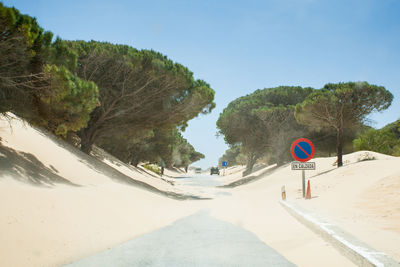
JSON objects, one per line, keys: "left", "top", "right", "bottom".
{"left": 1, "top": 113, "right": 398, "bottom": 267}
{"left": 219, "top": 151, "right": 400, "bottom": 261}
{"left": 0, "top": 115, "right": 201, "bottom": 267}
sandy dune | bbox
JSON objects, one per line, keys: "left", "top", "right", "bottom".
{"left": 291, "top": 153, "right": 400, "bottom": 261}
{"left": 0, "top": 116, "right": 199, "bottom": 267}
{"left": 221, "top": 151, "right": 400, "bottom": 262}
{"left": 1, "top": 114, "right": 398, "bottom": 266}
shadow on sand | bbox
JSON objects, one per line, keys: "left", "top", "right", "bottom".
{"left": 0, "top": 145, "right": 78, "bottom": 187}
{"left": 218, "top": 164, "right": 286, "bottom": 188}
{"left": 0, "top": 126, "right": 206, "bottom": 200}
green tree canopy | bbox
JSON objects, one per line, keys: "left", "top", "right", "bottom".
{"left": 98, "top": 126, "right": 204, "bottom": 169}
{"left": 217, "top": 86, "right": 315, "bottom": 171}
{"left": 38, "top": 65, "right": 99, "bottom": 137}
{"left": 55, "top": 40, "right": 215, "bottom": 153}
{"left": 219, "top": 144, "right": 246, "bottom": 167}
{"left": 354, "top": 118, "right": 400, "bottom": 156}
{"left": 295, "top": 81, "right": 393, "bottom": 167}
{"left": 0, "top": 4, "right": 99, "bottom": 137}
{"left": 0, "top": 3, "right": 52, "bottom": 114}
{"left": 1, "top": 4, "right": 210, "bottom": 173}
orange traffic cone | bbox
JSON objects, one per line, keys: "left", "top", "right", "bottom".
{"left": 305, "top": 180, "right": 311, "bottom": 199}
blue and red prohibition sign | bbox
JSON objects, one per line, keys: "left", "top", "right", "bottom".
{"left": 290, "top": 138, "right": 315, "bottom": 162}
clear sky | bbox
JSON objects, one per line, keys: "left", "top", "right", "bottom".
{"left": 3, "top": 0, "right": 400, "bottom": 168}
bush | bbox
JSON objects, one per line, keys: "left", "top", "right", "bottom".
{"left": 142, "top": 163, "right": 161, "bottom": 175}
{"left": 354, "top": 120, "right": 400, "bottom": 156}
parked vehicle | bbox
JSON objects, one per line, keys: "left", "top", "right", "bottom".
{"left": 195, "top": 168, "right": 202, "bottom": 173}
{"left": 210, "top": 167, "right": 220, "bottom": 175}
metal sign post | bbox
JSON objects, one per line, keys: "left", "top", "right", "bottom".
{"left": 222, "top": 161, "right": 228, "bottom": 176}
{"left": 290, "top": 138, "right": 315, "bottom": 199}
{"left": 302, "top": 170, "right": 305, "bottom": 198}
{"left": 291, "top": 161, "right": 315, "bottom": 197}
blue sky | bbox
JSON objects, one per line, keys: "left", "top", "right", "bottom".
{"left": 3, "top": 0, "right": 400, "bottom": 168}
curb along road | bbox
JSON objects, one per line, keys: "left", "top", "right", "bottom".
{"left": 280, "top": 201, "right": 400, "bottom": 267}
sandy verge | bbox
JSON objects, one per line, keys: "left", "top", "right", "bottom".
{"left": 0, "top": 114, "right": 387, "bottom": 267}
{"left": 206, "top": 178, "right": 355, "bottom": 266}
{"left": 219, "top": 151, "right": 400, "bottom": 263}
{"left": 0, "top": 116, "right": 200, "bottom": 267}
{"left": 0, "top": 178, "right": 198, "bottom": 267}
{"left": 290, "top": 152, "right": 400, "bottom": 261}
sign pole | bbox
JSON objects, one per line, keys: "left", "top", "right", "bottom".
{"left": 302, "top": 169, "right": 305, "bottom": 198}
{"left": 290, "top": 138, "right": 315, "bottom": 199}
{"left": 222, "top": 161, "right": 228, "bottom": 176}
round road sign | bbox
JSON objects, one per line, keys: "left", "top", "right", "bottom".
{"left": 290, "top": 138, "right": 315, "bottom": 162}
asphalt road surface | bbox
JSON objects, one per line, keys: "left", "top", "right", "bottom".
{"left": 65, "top": 211, "right": 295, "bottom": 267}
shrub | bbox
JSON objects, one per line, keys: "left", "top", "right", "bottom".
{"left": 354, "top": 120, "right": 400, "bottom": 156}
{"left": 143, "top": 163, "right": 161, "bottom": 175}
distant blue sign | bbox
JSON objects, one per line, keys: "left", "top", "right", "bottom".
{"left": 222, "top": 161, "right": 228, "bottom": 167}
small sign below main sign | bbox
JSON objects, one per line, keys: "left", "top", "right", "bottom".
{"left": 291, "top": 161, "right": 316, "bottom": 170}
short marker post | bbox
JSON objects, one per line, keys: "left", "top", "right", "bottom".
{"left": 281, "top": 185, "right": 286, "bottom": 200}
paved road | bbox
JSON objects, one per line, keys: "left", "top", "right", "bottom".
{"left": 65, "top": 211, "right": 295, "bottom": 267}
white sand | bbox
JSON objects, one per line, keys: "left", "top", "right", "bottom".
{"left": 0, "top": 116, "right": 199, "bottom": 267}
{"left": 0, "top": 178, "right": 197, "bottom": 267}
{"left": 290, "top": 152, "right": 400, "bottom": 261}
{"left": 219, "top": 151, "right": 400, "bottom": 263}
{"left": 2, "top": 114, "right": 396, "bottom": 266}
{"left": 93, "top": 146, "right": 183, "bottom": 192}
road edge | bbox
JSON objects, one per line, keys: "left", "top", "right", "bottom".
{"left": 280, "top": 201, "right": 400, "bottom": 267}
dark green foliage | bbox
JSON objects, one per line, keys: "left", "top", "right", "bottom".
{"left": 143, "top": 163, "right": 161, "bottom": 175}
{"left": 217, "top": 86, "right": 315, "bottom": 171}
{"left": 46, "top": 37, "right": 78, "bottom": 71}
{"left": 38, "top": 65, "right": 99, "bottom": 137}
{"left": 308, "top": 128, "right": 356, "bottom": 157}
{"left": 1, "top": 4, "right": 211, "bottom": 166}
{"left": 0, "top": 2, "right": 49, "bottom": 114}
{"left": 98, "top": 127, "right": 204, "bottom": 168}
{"left": 55, "top": 40, "right": 215, "bottom": 153}
{"left": 219, "top": 145, "right": 246, "bottom": 166}
{"left": 0, "top": 3, "right": 99, "bottom": 138}
{"left": 354, "top": 119, "right": 400, "bottom": 156}
{"left": 253, "top": 105, "right": 306, "bottom": 165}
{"left": 174, "top": 134, "right": 205, "bottom": 168}
{"left": 295, "top": 82, "right": 393, "bottom": 167}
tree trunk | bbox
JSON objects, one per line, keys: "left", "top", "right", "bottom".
{"left": 80, "top": 139, "right": 94, "bottom": 154}
{"left": 276, "top": 149, "right": 288, "bottom": 166}
{"left": 79, "top": 128, "right": 96, "bottom": 154}
{"left": 336, "top": 127, "right": 343, "bottom": 167}
{"left": 246, "top": 152, "right": 257, "bottom": 174}
{"left": 131, "top": 157, "right": 139, "bottom": 167}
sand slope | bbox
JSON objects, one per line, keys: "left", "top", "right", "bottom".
{"left": 1, "top": 114, "right": 395, "bottom": 266}
{"left": 0, "top": 115, "right": 199, "bottom": 267}
{"left": 223, "top": 151, "right": 400, "bottom": 262}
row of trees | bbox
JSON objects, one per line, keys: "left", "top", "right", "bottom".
{"left": 0, "top": 3, "right": 214, "bottom": 168}
{"left": 354, "top": 119, "right": 400, "bottom": 156}
{"left": 0, "top": 4, "right": 99, "bottom": 134}
{"left": 217, "top": 82, "right": 393, "bottom": 172}
{"left": 99, "top": 127, "right": 204, "bottom": 168}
